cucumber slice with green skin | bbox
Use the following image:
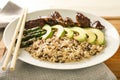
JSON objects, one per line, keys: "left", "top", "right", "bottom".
{"left": 42, "top": 24, "right": 53, "bottom": 39}
{"left": 89, "top": 28, "right": 105, "bottom": 45}
{"left": 71, "top": 27, "right": 87, "bottom": 42}
{"left": 52, "top": 25, "right": 65, "bottom": 38}
{"left": 85, "top": 29, "right": 96, "bottom": 44}
{"left": 64, "top": 28, "right": 74, "bottom": 38}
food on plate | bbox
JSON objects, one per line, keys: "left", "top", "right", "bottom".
{"left": 21, "top": 11, "right": 106, "bottom": 63}
{"left": 25, "top": 11, "right": 105, "bottom": 29}
{"left": 42, "top": 24, "right": 53, "bottom": 39}
{"left": 92, "top": 21, "right": 105, "bottom": 30}
{"left": 89, "top": 28, "right": 105, "bottom": 45}
{"left": 64, "top": 28, "right": 74, "bottom": 38}
{"left": 26, "top": 36, "right": 104, "bottom": 63}
{"left": 84, "top": 29, "right": 96, "bottom": 44}
{"left": 76, "top": 12, "right": 90, "bottom": 27}
{"left": 21, "top": 27, "right": 46, "bottom": 48}
{"left": 52, "top": 25, "right": 65, "bottom": 38}
{"left": 71, "top": 27, "right": 87, "bottom": 42}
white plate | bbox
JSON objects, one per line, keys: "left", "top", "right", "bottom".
{"left": 3, "top": 9, "right": 120, "bottom": 70}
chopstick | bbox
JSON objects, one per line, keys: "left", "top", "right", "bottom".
{"left": 2, "top": 8, "right": 27, "bottom": 71}
{"left": 10, "top": 8, "right": 28, "bottom": 71}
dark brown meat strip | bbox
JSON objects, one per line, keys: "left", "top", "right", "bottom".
{"left": 51, "top": 11, "right": 63, "bottom": 20}
{"left": 25, "top": 11, "right": 105, "bottom": 30}
{"left": 40, "top": 16, "right": 58, "bottom": 26}
{"left": 64, "top": 17, "right": 75, "bottom": 27}
{"left": 76, "top": 12, "right": 91, "bottom": 27}
{"left": 25, "top": 18, "right": 45, "bottom": 29}
{"left": 74, "top": 22, "right": 81, "bottom": 27}
{"left": 92, "top": 21, "right": 105, "bottom": 30}
{"left": 51, "top": 11, "right": 65, "bottom": 26}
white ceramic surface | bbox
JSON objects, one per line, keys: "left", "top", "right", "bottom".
{"left": 3, "top": 9, "right": 120, "bottom": 69}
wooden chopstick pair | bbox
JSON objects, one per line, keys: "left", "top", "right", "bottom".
{"left": 2, "top": 8, "right": 28, "bottom": 71}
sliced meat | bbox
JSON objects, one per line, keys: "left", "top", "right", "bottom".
{"left": 51, "top": 11, "right": 65, "bottom": 26}
{"left": 25, "top": 18, "right": 45, "bottom": 29}
{"left": 64, "top": 17, "right": 75, "bottom": 27}
{"left": 76, "top": 12, "right": 91, "bottom": 28}
{"left": 40, "top": 16, "right": 58, "bottom": 26}
{"left": 92, "top": 21, "right": 105, "bottom": 30}
{"left": 51, "top": 11, "right": 64, "bottom": 20}
{"left": 74, "top": 22, "right": 81, "bottom": 27}
{"left": 45, "top": 18, "right": 58, "bottom": 26}
{"left": 25, "top": 16, "right": 58, "bottom": 29}
{"left": 25, "top": 11, "right": 105, "bottom": 30}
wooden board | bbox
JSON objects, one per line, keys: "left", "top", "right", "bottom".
{"left": 0, "top": 39, "right": 6, "bottom": 60}
{"left": 104, "top": 19, "right": 120, "bottom": 80}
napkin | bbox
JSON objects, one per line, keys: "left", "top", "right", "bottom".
{"left": 0, "top": 59, "right": 117, "bottom": 80}
{"left": 0, "top": 1, "right": 22, "bottom": 28}
{"left": 0, "top": 1, "right": 117, "bottom": 80}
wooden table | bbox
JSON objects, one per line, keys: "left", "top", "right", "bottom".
{"left": 104, "top": 19, "right": 120, "bottom": 80}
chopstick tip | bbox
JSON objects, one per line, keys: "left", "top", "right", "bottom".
{"left": 2, "top": 67, "right": 6, "bottom": 71}
{"left": 10, "top": 67, "right": 15, "bottom": 71}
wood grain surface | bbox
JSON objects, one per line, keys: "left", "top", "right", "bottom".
{"left": 0, "top": 18, "right": 120, "bottom": 79}
{"left": 104, "top": 19, "right": 120, "bottom": 80}
{"left": 0, "top": 39, "right": 6, "bottom": 60}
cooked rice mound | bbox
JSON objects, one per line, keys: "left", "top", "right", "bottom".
{"left": 26, "top": 36, "right": 104, "bottom": 63}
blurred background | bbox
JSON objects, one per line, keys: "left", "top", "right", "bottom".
{"left": 0, "top": 0, "right": 120, "bottom": 16}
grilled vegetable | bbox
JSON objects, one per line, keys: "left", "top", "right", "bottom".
{"left": 20, "top": 38, "right": 36, "bottom": 48}
{"left": 22, "top": 31, "right": 46, "bottom": 41}
{"left": 23, "top": 27, "right": 41, "bottom": 35}
{"left": 21, "top": 27, "right": 46, "bottom": 48}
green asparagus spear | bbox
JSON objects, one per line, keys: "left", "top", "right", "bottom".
{"left": 20, "top": 36, "right": 43, "bottom": 48}
{"left": 26, "top": 29, "right": 45, "bottom": 36}
{"left": 22, "top": 31, "right": 46, "bottom": 41}
{"left": 21, "top": 26, "right": 48, "bottom": 48}
{"left": 23, "top": 27, "right": 40, "bottom": 35}
{"left": 20, "top": 38, "right": 36, "bottom": 48}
